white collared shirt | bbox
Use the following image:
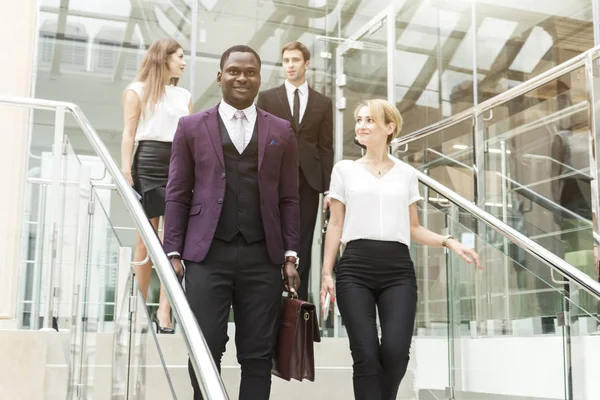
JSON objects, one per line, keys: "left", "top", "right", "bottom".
{"left": 218, "top": 99, "right": 257, "bottom": 152}
{"left": 284, "top": 80, "right": 308, "bottom": 123}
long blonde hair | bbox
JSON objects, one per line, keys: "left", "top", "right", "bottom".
{"left": 134, "top": 38, "right": 183, "bottom": 116}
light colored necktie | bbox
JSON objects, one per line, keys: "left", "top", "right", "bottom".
{"left": 232, "top": 110, "right": 246, "bottom": 154}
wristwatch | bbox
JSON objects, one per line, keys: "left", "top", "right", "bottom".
{"left": 168, "top": 254, "right": 181, "bottom": 260}
{"left": 285, "top": 256, "right": 299, "bottom": 269}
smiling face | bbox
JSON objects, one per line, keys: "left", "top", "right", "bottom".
{"left": 217, "top": 51, "right": 261, "bottom": 109}
{"left": 166, "top": 47, "right": 186, "bottom": 79}
{"left": 282, "top": 49, "right": 309, "bottom": 84}
{"left": 355, "top": 105, "right": 394, "bottom": 150}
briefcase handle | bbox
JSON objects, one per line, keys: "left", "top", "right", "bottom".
{"left": 284, "top": 291, "right": 299, "bottom": 300}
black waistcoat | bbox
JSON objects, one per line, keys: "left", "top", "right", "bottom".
{"left": 214, "top": 114, "right": 265, "bottom": 243}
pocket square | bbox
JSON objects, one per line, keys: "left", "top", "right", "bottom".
{"left": 269, "top": 139, "right": 279, "bottom": 146}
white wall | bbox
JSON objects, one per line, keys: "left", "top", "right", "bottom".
{"left": 415, "top": 335, "right": 600, "bottom": 399}
{"left": 0, "top": 0, "right": 37, "bottom": 323}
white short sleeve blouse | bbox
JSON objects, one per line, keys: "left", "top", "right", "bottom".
{"left": 328, "top": 156, "right": 421, "bottom": 246}
{"left": 127, "top": 82, "right": 191, "bottom": 143}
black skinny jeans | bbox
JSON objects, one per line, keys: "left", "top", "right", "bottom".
{"left": 336, "top": 240, "right": 418, "bottom": 400}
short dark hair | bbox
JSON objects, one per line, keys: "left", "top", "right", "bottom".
{"left": 220, "top": 45, "right": 262, "bottom": 70}
{"left": 281, "top": 41, "right": 311, "bottom": 62}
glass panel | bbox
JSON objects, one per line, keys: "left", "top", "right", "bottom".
{"left": 474, "top": 1, "right": 594, "bottom": 103}
{"left": 444, "top": 207, "right": 570, "bottom": 399}
{"left": 18, "top": 114, "right": 87, "bottom": 331}
{"left": 128, "top": 279, "right": 177, "bottom": 399}
{"left": 395, "top": 0, "right": 475, "bottom": 132}
{"left": 570, "top": 290, "right": 600, "bottom": 400}
{"left": 78, "top": 189, "right": 122, "bottom": 396}
{"left": 341, "top": 0, "right": 386, "bottom": 35}
{"left": 111, "top": 273, "right": 132, "bottom": 398}
{"left": 394, "top": 118, "right": 475, "bottom": 202}
{"left": 110, "top": 271, "right": 180, "bottom": 399}
{"left": 394, "top": 0, "right": 594, "bottom": 133}
{"left": 414, "top": 190, "right": 450, "bottom": 336}
{"left": 18, "top": 108, "right": 55, "bottom": 329}
{"left": 415, "top": 184, "right": 600, "bottom": 399}
{"left": 483, "top": 69, "right": 596, "bottom": 283}
{"left": 341, "top": 16, "right": 388, "bottom": 160}
{"left": 412, "top": 194, "right": 451, "bottom": 396}
{"left": 54, "top": 136, "right": 87, "bottom": 330}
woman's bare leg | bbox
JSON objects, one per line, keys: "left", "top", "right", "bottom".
{"left": 156, "top": 215, "right": 173, "bottom": 329}
{"left": 132, "top": 217, "right": 159, "bottom": 300}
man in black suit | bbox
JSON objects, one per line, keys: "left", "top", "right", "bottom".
{"left": 257, "top": 41, "right": 334, "bottom": 301}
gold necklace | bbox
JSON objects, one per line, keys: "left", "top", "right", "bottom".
{"left": 369, "top": 165, "right": 383, "bottom": 175}
{"left": 361, "top": 159, "right": 388, "bottom": 175}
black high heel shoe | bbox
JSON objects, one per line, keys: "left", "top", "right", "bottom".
{"left": 151, "top": 312, "right": 175, "bottom": 334}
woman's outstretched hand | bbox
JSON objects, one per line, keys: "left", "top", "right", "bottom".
{"left": 447, "top": 239, "right": 482, "bottom": 270}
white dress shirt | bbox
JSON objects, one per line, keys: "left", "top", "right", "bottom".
{"left": 218, "top": 100, "right": 257, "bottom": 152}
{"left": 285, "top": 80, "right": 308, "bottom": 123}
{"left": 328, "top": 156, "right": 421, "bottom": 246}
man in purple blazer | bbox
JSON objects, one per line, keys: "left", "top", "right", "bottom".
{"left": 163, "top": 45, "right": 301, "bottom": 400}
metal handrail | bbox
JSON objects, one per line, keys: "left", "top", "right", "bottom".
{"left": 417, "top": 170, "right": 600, "bottom": 300}
{"left": 422, "top": 148, "right": 596, "bottom": 230}
{"left": 392, "top": 44, "right": 600, "bottom": 147}
{"left": 0, "top": 95, "right": 228, "bottom": 400}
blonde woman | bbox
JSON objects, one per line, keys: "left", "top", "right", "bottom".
{"left": 320, "top": 99, "right": 481, "bottom": 399}
{"left": 120, "top": 38, "right": 192, "bottom": 333}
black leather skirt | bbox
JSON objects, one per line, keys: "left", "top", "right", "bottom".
{"left": 132, "top": 140, "right": 172, "bottom": 219}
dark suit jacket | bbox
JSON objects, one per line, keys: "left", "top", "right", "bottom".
{"left": 163, "top": 104, "right": 300, "bottom": 265}
{"left": 257, "top": 84, "right": 334, "bottom": 193}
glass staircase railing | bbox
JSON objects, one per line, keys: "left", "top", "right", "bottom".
{"left": 393, "top": 45, "right": 600, "bottom": 289}
{"left": 2, "top": 95, "right": 228, "bottom": 399}
{"left": 414, "top": 171, "right": 600, "bottom": 400}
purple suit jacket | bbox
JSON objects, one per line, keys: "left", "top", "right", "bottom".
{"left": 163, "top": 104, "right": 300, "bottom": 265}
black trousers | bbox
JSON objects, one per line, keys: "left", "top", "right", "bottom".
{"left": 336, "top": 240, "right": 418, "bottom": 400}
{"left": 298, "top": 169, "right": 320, "bottom": 300}
{"left": 184, "top": 235, "right": 283, "bottom": 400}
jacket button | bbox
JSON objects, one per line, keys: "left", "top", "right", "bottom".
{"left": 221, "top": 172, "right": 226, "bottom": 179}
{"left": 217, "top": 198, "right": 223, "bottom": 204}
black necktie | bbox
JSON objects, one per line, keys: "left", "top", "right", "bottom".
{"left": 293, "top": 88, "right": 300, "bottom": 130}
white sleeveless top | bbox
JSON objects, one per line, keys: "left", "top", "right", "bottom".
{"left": 328, "top": 156, "right": 421, "bottom": 246}
{"left": 127, "top": 82, "right": 191, "bottom": 142}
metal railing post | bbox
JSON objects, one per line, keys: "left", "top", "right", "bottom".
{"left": 41, "top": 105, "right": 65, "bottom": 331}
{"left": 500, "top": 140, "right": 511, "bottom": 333}
{"left": 472, "top": 111, "right": 486, "bottom": 335}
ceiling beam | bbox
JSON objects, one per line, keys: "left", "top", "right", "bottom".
{"left": 111, "top": 17, "right": 137, "bottom": 82}
{"left": 448, "top": 23, "right": 534, "bottom": 102}
{"left": 50, "top": 0, "right": 70, "bottom": 78}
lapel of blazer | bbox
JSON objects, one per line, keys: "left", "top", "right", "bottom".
{"left": 257, "top": 107, "right": 271, "bottom": 171}
{"left": 275, "top": 84, "right": 294, "bottom": 127}
{"left": 298, "top": 85, "right": 316, "bottom": 132}
{"left": 204, "top": 104, "right": 224, "bottom": 167}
